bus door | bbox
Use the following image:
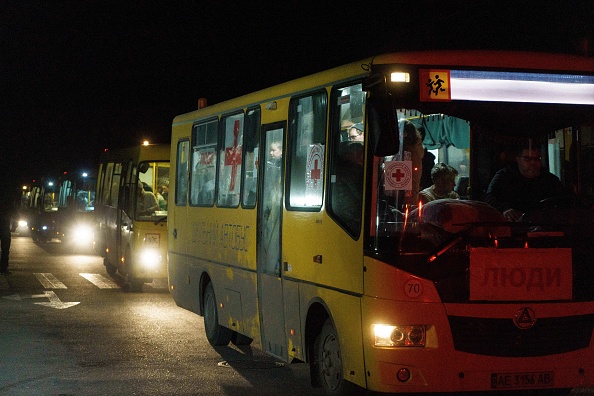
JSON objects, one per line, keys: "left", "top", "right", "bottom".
{"left": 118, "top": 161, "right": 136, "bottom": 266}
{"left": 257, "top": 123, "right": 287, "bottom": 361}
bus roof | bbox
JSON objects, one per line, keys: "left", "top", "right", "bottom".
{"left": 372, "top": 50, "right": 594, "bottom": 72}
{"left": 173, "top": 50, "right": 594, "bottom": 126}
{"left": 172, "top": 58, "right": 373, "bottom": 126}
{"left": 99, "top": 143, "right": 171, "bottom": 163}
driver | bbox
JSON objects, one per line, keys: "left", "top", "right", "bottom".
{"left": 485, "top": 144, "right": 564, "bottom": 221}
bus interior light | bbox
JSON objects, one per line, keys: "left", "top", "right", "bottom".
{"left": 391, "top": 72, "right": 410, "bottom": 83}
{"left": 373, "top": 324, "right": 426, "bottom": 347}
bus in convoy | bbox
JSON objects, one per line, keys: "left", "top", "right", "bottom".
{"left": 168, "top": 51, "right": 594, "bottom": 394}
{"left": 94, "top": 143, "right": 170, "bottom": 291}
{"left": 28, "top": 171, "right": 96, "bottom": 250}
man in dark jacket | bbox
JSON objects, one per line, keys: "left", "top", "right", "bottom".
{"left": 485, "top": 145, "right": 563, "bottom": 221}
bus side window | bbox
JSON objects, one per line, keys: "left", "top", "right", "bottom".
{"left": 242, "top": 106, "right": 260, "bottom": 208}
{"left": 218, "top": 112, "right": 244, "bottom": 208}
{"left": 102, "top": 162, "right": 114, "bottom": 205}
{"left": 328, "top": 83, "right": 365, "bottom": 236}
{"left": 190, "top": 119, "right": 218, "bottom": 206}
{"left": 175, "top": 139, "right": 189, "bottom": 206}
{"left": 287, "top": 91, "right": 327, "bottom": 210}
{"left": 110, "top": 163, "right": 122, "bottom": 208}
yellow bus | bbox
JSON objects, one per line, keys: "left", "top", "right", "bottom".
{"left": 168, "top": 51, "right": 594, "bottom": 394}
{"left": 28, "top": 171, "right": 95, "bottom": 250}
{"left": 95, "top": 143, "right": 170, "bottom": 291}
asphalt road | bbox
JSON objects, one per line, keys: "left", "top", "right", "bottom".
{"left": 0, "top": 235, "right": 323, "bottom": 396}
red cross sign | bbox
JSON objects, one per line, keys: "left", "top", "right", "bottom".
{"left": 385, "top": 161, "right": 412, "bottom": 190}
{"left": 224, "top": 120, "right": 242, "bottom": 191}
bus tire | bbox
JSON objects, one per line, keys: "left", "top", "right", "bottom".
{"left": 123, "top": 248, "right": 144, "bottom": 292}
{"left": 315, "top": 318, "right": 360, "bottom": 396}
{"left": 126, "top": 277, "right": 144, "bottom": 292}
{"left": 203, "top": 282, "right": 232, "bottom": 346}
{"left": 231, "top": 331, "right": 253, "bottom": 346}
{"left": 104, "top": 257, "right": 117, "bottom": 276}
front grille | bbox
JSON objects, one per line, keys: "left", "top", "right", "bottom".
{"left": 448, "top": 314, "right": 594, "bottom": 356}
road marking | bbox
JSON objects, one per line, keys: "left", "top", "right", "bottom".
{"left": 3, "top": 291, "right": 80, "bottom": 309}
{"left": 34, "top": 273, "right": 67, "bottom": 289}
{"left": 79, "top": 273, "right": 119, "bottom": 289}
{"left": 34, "top": 291, "right": 80, "bottom": 309}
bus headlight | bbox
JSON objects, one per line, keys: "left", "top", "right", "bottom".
{"left": 18, "top": 220, "right": 28, "bottom": 227}
{"left": 72, "top": 225, "right": 94, "bottom": 244}
{"left": 373, "top": 324, "right": 426, "bottom": 347}
{"left": 139, "top": 249, "right": 161, "bottom": 269}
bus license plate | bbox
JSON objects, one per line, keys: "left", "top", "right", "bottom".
{"left": 491, "top": 372, "right": 554, "bottom": 389}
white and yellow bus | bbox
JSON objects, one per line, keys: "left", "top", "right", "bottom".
{"left": 95, "top": 143, "right": 170, "bottom": 291}
{"left": 168, "top": 51, "right": 594, "bottom": 394}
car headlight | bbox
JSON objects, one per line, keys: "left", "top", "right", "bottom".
{"left": 139, "top": 249, "right": 161, "bottom": 269}
{"left": 373, "top": 324, "right": 426, "bottom": 347}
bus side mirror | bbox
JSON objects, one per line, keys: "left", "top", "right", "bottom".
{"left": 367, "top": 96, "right": 399, "bottom": 157}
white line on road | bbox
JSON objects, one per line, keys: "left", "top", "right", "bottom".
{"left": 79, "top": 273, "right": 119, "bottom": 289}
{"left": 34, "top": 273, "right": 67, "bottom": 289}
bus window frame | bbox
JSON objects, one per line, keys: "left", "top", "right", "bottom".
{"left": 190, "top": 117, "right": 219, "bottom": 207}
{"left": 241, "top": 105, "right": 261, "bottom": 209}
{"left": 327, "top": 80, "right": 366, "bottom": 238}
{"left": 285, "top": 89, "right": 328, "bottom": 212}
{"left": 217, "top": 110, "right": 245, "bottom": 208}
{"left": 175, "top": 138, "right": 190, "bottom": 206}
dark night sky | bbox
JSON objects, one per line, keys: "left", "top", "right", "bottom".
{"left": 1, "top": 1, "right": 593, "bottom": 191}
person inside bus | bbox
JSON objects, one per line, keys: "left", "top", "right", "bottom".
{"left": 155, "top": 185, "right": 167, "bottom": 211}
{"left": 263, "top": 140, "right": 283, "bottom": 274}
{"left": 418, "top": 162, "right": 460, "bottom": 204}
{"left": 332, "top": 140, "right": 364, "bottom": 233}
{"left": 401, "top": 121, "right": 425, "bottom": 208}
{"left": 137, "top": 183, "right": 160, "bottom": 216}
{"left": 347, "top": 123, "right": 364, "bottom": 142}
{"left": 418, "top": 125, "right": 436, "bottom": 190}
{"left": 485, "top": 144, "right": 564, "bottom": 221}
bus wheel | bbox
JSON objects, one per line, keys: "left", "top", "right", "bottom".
{"left": 316, "top": 319, "right": 356, "bottom": 396}
{"left": 231, "top": 331, "right": 253, "bottom": 346}
{"left": 104, "top": 257, "right": 117, "bottom": 276}
{"left": 203, "top": 282, "right": 232, "bottom": 346}
{"left": 126, "top": 277, "right": 144, "bottom": 292}
{"left": 123, "top": 249, "right": 144, "bottom": 292}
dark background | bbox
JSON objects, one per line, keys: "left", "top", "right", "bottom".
{"left": 1, "top": 1, "right": 592, "bottom": 191}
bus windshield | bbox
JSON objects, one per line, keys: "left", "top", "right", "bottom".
{"left": 369, "top": 100, "right": 594, "bottom": 301}
{"left": 135, "top": 161, "right": 170, "bottom": 221}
